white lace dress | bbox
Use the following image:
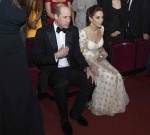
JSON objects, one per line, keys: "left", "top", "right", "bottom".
{"left": 79, "top": 27, "right": 129, "bottom": 116}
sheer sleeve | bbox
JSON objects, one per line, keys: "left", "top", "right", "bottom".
{"left": 79, "top": 29, "right": 90, "bottom": 61}
{"left": 79, "top": 29, "right": 98, "bottom": 67}
{"left": 79, "top": 29, "right": 87, "bottom": 52}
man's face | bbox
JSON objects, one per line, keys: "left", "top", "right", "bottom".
{"left": 55, "top": 7, "right": 71, "bottom": 28}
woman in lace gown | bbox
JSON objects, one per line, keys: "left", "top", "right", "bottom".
{"left": 79, "top": 5, "right": 129, "bottom": 116}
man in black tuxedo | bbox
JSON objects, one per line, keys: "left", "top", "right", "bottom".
{"left": 126, "top": 0, "right": 150, "bottom": 42}
{"left": 33, "top": 4, "right": 95, "bottom": 135}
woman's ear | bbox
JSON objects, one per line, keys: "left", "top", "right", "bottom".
{"left": 89, "top": 16, "right": 92, "bottom": 24}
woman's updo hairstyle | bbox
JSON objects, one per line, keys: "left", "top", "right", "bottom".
{"left": 86, "top": 5, "right": 103, "bottom": 26}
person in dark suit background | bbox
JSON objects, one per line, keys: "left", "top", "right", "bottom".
{"left": 97, "top": 0, "right": 128, "bottom": 57}
{"left": 33, "top": 4, "right": 95, "bottom": 135}
{"left": 126, "top": 0, "right": 150, "bottom": 42}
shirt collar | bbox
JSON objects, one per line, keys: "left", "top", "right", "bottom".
{"left": 53, "top": 21, "right": 58, "bottom": 33}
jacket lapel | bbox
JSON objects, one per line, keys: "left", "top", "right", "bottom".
{"left": 65, "top": 27, "right": 72, "bottom": 49}
{"left": 46, "top": 25, "right": 73, "bottom": 53}
{"left": 46, "top": 25, "right": 58, "bottom": 52}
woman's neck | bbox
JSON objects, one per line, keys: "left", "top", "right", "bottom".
{"left": 88, "top": 24, "right": 99, "bottom": 34}
{"left": 86, "top": 24, "right": 102, "bottom": 44}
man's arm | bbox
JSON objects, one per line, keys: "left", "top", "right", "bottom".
{"left": 33, "top": 28, "right": 57, "bottom": 65}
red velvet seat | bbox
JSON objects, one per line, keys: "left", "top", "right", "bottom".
{"left": 29, "top": 66, "right": 79, "bottom": 96}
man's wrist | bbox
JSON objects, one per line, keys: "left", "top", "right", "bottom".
{"left": 54, "top": 53, "right": 58, "bottom": 61}
{"left": 55, "top": 52, "right": 58, "bottom": 59}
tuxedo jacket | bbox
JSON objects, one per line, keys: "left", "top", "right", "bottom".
{"left": 128, "top": 0, "right": 150, "bottom": 37}
{"left": 33, "top": 24, "right": 89, "bottom": 91}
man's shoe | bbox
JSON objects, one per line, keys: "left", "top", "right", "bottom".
{"left": 61, "top": 120, "right": 73, "bottom": 135}
{"left": 70, "top": 113, "right": 88, "bottom": 126}
{"left": 37, "top": 86, "right": 47, "bottom": 101}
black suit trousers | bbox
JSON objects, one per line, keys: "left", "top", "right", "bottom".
{"left": 48, "top": 67, "right": 95, "bottom": 121}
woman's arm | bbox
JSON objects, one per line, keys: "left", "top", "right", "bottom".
{"left": 28, "top": 0, "right": 43, "bottom": 29}
{"left": 34, "top": 0, "right": 43, "bottom": 23}
{"left": 45, "top": 2, "right": 54, "bottom": 20}
{"left": 79, "top": 29, "right": 99, "bottom": 75}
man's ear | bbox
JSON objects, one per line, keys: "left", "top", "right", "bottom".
{"left": 54, "top": 14, "right": 58, "bottom": 20}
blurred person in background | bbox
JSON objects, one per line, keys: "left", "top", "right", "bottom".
{"left": 72, "top": 0, "right": 97, "bottom": 30}
{"left": 26, "top": 0, "right": 43, "bottom": 66}
{"left": 0, "top": 0, "right": 44, "bottom": 134}
{"left": 97, "top": 0, "right": 128, "bottom": 57}
{"left": 126, "top": 0, "right": 150, "bottom": 42}
{"left": 45, "top": 0, "right": 73, "bottom": 25}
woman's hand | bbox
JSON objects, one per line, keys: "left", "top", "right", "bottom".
{"left": 98, "top": 47, "right": 108, "bottom": 61}
{"left": 111, "top": 31, "right": 121, "bottom": 37}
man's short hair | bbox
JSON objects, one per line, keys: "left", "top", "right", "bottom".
{"left": 54, "top": 3, "right": 68, "bottom": 16}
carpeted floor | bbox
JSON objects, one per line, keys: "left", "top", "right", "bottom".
{"left": 39, "top": 72, "right": 150, "bottom": 135}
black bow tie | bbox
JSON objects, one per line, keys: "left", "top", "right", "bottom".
{"left": 56, "top": 27, "right": 67, "bottom": 33}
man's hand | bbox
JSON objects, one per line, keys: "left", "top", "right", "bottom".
{"left": 90, "top": 63, "right": 99, "bottom": 76}
{"left": 55, "top": 45, "right": 69, "bottom": 59}
{"left": 85, "top": 67, "right": 97, "bottom": 85}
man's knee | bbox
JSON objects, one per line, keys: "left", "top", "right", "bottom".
{"left": 53, "top": 80, "right": 70, "bottom": 93}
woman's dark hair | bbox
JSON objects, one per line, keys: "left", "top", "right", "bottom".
{"left": 86, "top": 5, "right": 103, "bottom": 26}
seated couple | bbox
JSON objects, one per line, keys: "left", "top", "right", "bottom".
{"left": 33, "top": 4, "right": 129, "bottom": 135}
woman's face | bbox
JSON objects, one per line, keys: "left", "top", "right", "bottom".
{"left": 89, "top": 11, "right": 104, "bottom": 28}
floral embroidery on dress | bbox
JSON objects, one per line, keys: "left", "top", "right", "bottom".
{"left": 79, "top": 27, "right": 129, "bottom": 116}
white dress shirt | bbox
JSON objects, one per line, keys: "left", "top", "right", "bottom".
{"left": 53, "top": 22, "right": 70, "bottom": 68}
